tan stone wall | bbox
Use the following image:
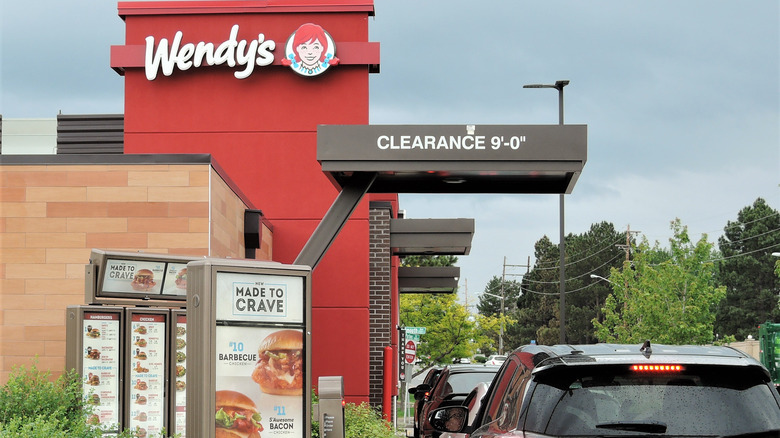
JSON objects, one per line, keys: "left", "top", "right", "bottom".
{"left": 0, "top": 162, "right": 271, "bottom": 383}
{"left": 727, "top": 339, "right": 761, "bottom": 361}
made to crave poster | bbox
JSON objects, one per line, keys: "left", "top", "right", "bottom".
{"left": 214, "top": 272, "right": 305, "bottom": 437}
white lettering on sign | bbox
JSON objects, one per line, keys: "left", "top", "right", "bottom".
{"left": 145, "top": 24, "right": 276, "bottom": 80}
{"left": 377, "top": 135, "right": 487, "bottom": 150}
{"left": 377, "top": 135, "right": 527, "bottom": 151}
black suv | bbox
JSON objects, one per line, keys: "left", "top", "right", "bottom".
{"left": 429, "top": 342, "right": 780, "bottom": 437}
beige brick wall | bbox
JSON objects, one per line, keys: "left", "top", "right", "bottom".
{"left": 0, "top": 162, "right": 272, "bottom": 383}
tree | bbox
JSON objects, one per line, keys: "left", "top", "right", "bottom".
{"left": 515, "top": 222, "right": 625, "bottom": 345}
{"left": 399, "top": 255, "right": 476, "bottom": 375}
{"left": 400, "top": 293, "right": 475, "bottom": 370}
{"left": 714, "top": 198, "right": 780, "bottom": 340}
{"left": 593, "top": 219, "right": 725, "bottom": 344}
{"left": 475, "top": 276, "right": 521, "bottom": 354}
{"left": 515, "top": 236, "right": 560, "bottom": 345}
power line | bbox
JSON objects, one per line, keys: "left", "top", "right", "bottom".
{"left": 534, "top": 234, "right": 626, "bottom": 269}
{"left": 522, "top": 252, "right": 624, "bottom": 285}
{"left": 532, "top": 237, "right": 624, "bottom": 272}
{"left": 717, "top": 225, "right": 780, "bottom": 247}
{"left": 518, "top": 242, "right": 780, "bottom": 296}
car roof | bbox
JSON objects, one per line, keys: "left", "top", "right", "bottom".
{"left": 513, "top": 342, "right": 764, "bottom": 371}
{"left": 443, "top": 364, "right": 501, "bottom": 373}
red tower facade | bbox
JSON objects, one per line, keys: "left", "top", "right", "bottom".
{"left": 112, "top": 0, "right": 390, "bottom": 403}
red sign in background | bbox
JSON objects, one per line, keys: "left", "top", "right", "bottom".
{"left": 404, "top": 340, "right": 416, "bottom": 364}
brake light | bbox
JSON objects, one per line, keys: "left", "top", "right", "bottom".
{"left": 424, "top": 391, "right": 430, "bottom": 398}
{"left": 631, "top": 364, "right": 683, "bottom": 372}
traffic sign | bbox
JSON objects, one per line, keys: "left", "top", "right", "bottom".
{"left": 405, "top": 326, "right": 427, "bottom": 335}
{"left": 404, "top": 339, "right": 417, "bottom": 364}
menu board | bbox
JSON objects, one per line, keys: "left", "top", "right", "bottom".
{"left": 103, "top": 259, "right": 166, "bottom": 295}
{"left": 173, "top": 314, "right": 187, "bottom": 437}
{"left": 162, "top": 263, "right": 189, "bottom": 296}
{"left": 215, "top": 326, "right": 304, "bottom": 437}
{"left": 82, "top": 312, "right": 121, "bottom": 432}
{"left": 128, "top": 313, "right": 167, "bottom": 437}
{"left": 100, "top": 258, "right": 190, "bottom": 298}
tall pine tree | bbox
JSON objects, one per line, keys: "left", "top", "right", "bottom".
{"left": 714, "top": 198, "right": 780, "bottom": 340}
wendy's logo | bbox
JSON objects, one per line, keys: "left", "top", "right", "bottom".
{"left": 282, "top": 23, "right": 339, "bottom": 77}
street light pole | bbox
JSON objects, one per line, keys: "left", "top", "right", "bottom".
{"left": 482, "top": 288, "right": 505, "bottom": 355}
{"left": 590, "top": 274, "right": 613, "bottom": 284}
{"left": 523, "top": 80, "right": 569, "bottom": 344}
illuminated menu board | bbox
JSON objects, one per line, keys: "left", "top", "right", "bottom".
{"left": 128, "top": 312, "right": 167, "bottom": 437}
{"left": 102, "top": 259, "right": 189, "bottom": 298}
{"left": 172, "top": 313, "right": 187, "bottom": 437}
{"left": 81, "top": 312, "right": 121, "bottom": 432}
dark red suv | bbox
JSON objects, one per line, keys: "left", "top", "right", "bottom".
{"left": 418, "top": 364, "right": 499, "bottom": 438}
{"left": 429, "top": 342, "right": 780, "bottom": 437}
{"left": 409, "top": 367, "right": 442, "bottom": 438}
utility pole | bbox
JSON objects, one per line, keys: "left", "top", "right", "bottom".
{"left": 616, "top": 224, "right": 642, "bottom": 261}
{"left": 500, "top": 258, "right": 506, "bottom": 355}
{"left": 464, "top": 278, "right": 469, "bottom": 310}
{"left": 496, "top": 257, "right": 530, "bottom": 354}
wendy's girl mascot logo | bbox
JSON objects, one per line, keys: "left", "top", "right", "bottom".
{"left": 282, "top": 23, "right": 339, "bottom": 76}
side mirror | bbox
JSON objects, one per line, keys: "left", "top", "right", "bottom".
{"left": 410, "top": 383, "right": 431, "bottom": 396}
{"left": 428, "top": 406, "right": 468, "bottom": 433}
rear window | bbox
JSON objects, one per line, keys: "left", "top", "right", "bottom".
{"left": 523, "top": 364, "right": 780, "bottom": 436}
{"left": 441, "top": 371, "right": 497, "bottom": 397}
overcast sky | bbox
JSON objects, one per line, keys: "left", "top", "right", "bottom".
{"left": 1, "top": 1, "right": 778, "bottom": 305}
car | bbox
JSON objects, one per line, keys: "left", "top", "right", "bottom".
{"left": 409, "top": 367, "right": 442, "bottom": 438}
{"left": 429, "top": 342, "right": 780, "bottom": 437}
{"left": 419, "top": 364, "right": 500, "bottom": 438}
{"left": 439, "top": 382, "right": 489, "bottom": 438}
{"left": 484, "top": 355, "right": 506, "bottom": 366}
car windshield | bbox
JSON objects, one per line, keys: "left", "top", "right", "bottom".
{"left": 523, "top": 364, "right": 780, "bottom": 436}
{"left": 441, "top": 371, "right": 497, "bottom": 397}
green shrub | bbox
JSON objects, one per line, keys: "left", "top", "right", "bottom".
{"left": 343, "top": 402, "right": 395, "bottom": 438}
{"left": 0, "top": 361, "right": 175, "bottom": 437}
{"left": 311, "top": 397, "right": 396, "bottom": 438}
{"left": 0, "top": 362, "right": 89, "bottom": 435}
{"left": 474, "top": 355, "right": 487, "bottom": 364}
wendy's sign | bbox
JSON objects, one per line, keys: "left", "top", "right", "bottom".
{"left": 142, "top": 23, "right": 337, "bottom": 80}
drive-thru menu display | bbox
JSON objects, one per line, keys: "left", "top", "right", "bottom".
{"left": 187, "top": 259, "right": 312, "bottom": 438}
{"left": 68, "top": 251, "right": 198, "bottom": 436}
{"left": 81, "top": 311, "right": 122, "bottom": 431}
{"left": 127, "top": 310, "right": 168, "bottom": 437}
{"left": 172, "top": 311, "right": 188, "bottom": 437}
{"left": 86, "top": 249, "right": 197, "bottom": 307}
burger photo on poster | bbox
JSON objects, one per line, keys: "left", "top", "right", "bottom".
{"left": 175, "top": 268, "right": 187, "bottom": 290}
{"left": 215, "top": 390, "right": 264, "bottom": 438}
{"left": 130, "top": 269, "right": 156, "bottom": 292}
{"left": 251, "top": 330, "right": 303, "bottom": 396}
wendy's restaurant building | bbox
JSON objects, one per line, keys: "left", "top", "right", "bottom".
{"left": 0, "top": 1, "right": 587, "bottom": 435}
{"left": 0, "top": 0, "right": 478, "bottom": 418}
